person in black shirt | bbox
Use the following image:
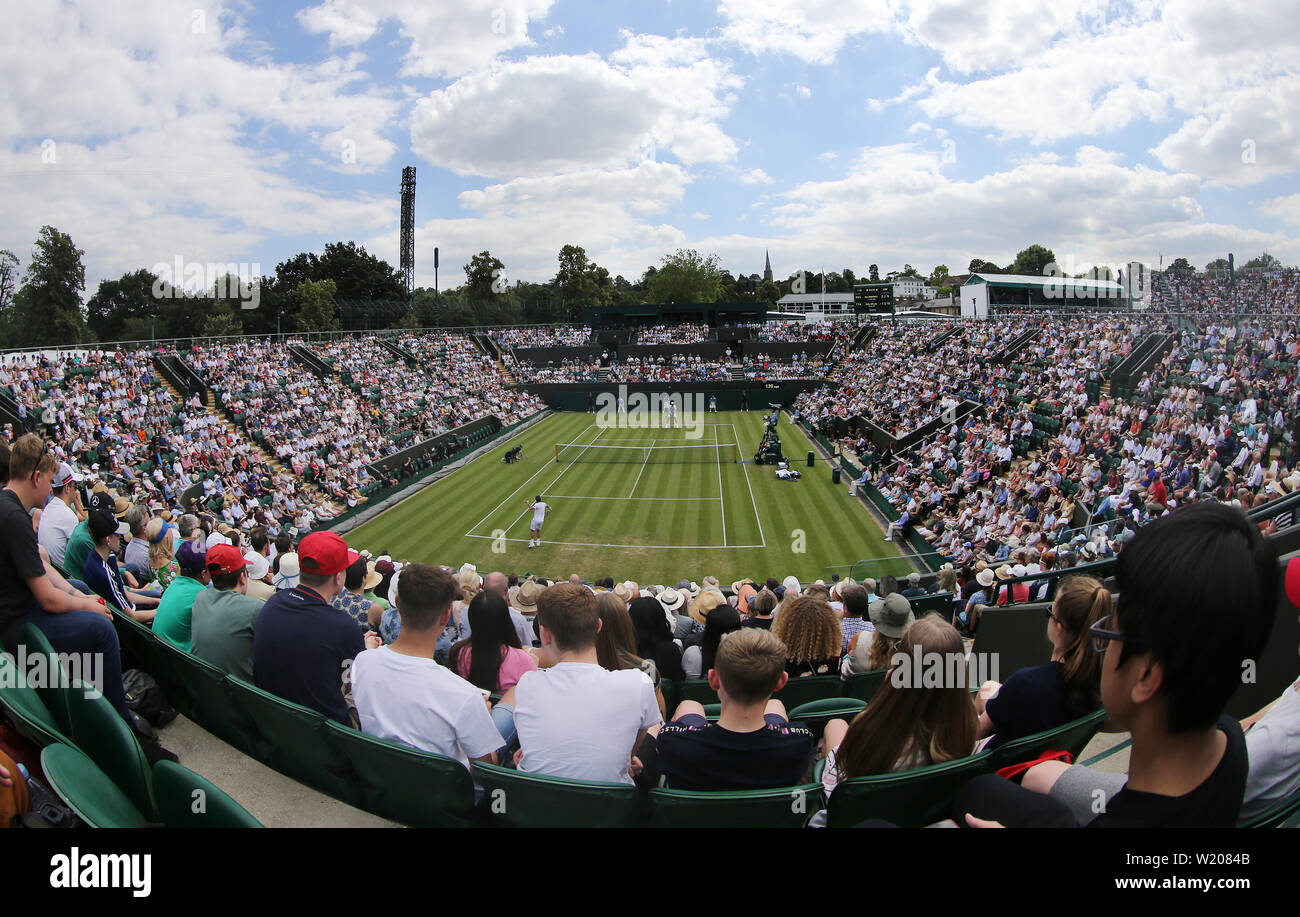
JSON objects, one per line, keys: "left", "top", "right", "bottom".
{"left": 658, "top": 628, "right": 814, "bottom": 791}
{"left": 0, "top": 435, "right": 137, "bottom": 724}
{"left": 956, "top": 502, "right": 1277, "bottom": 828}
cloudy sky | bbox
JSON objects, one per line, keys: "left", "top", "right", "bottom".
{"left": 3, "top": 0, "right": 1298, "bottom": 296}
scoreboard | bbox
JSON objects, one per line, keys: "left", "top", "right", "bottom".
{"left": 853, "top": 283, "right": 895, "bottom": 314}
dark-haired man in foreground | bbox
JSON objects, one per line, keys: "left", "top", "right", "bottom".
{"left": 956, "top": 502, "right": 1277, "bottom": 827}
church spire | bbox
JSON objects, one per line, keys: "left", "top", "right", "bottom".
{"left": 763, "top": 249, "right": 773, "bottom": 283}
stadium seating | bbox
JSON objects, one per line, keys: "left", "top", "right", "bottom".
{"left": 63, "top": 679, "right": 158, "bottom": 819}
{"left": 471, "top": 762, "right": 642, "bottom": 828}
{"left": 649, "top": 782, "right": 826, "bottom": 828}
{"left": 823, "top": 751, "right": 994, "bottom": 828}
{"left": 40, "top": 743, "right": 151, "bottom": 829}
{"left": 151, "top": 760, "right": 264, "bottom": 828}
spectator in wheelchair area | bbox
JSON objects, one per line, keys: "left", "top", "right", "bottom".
{"left": 956, "top": 502, "right": 1277, "bottom": 828}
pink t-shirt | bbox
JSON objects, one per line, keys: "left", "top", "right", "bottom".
{"left": 455, "top": 645, "right": 538, "bottom": 692}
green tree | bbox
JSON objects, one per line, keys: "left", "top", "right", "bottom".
{"left": 0, "top": 249, "right": 18, "bottom": 315}
{"left": 554, "top": 244, "right": 612, "bottom": 321}
{"left": 756, "top": 279, "right": 780, "bottom": 305}
{"left": 1166, "top": 257, "right": 1195, "bottom": 277}
{"left": 1205, "top": 257, "right": 1230, "bottom": 273}
{"left": 1242, "top": 252, "right": 1283, "bottom": 273}
{"left": 201, "top": 309, "right": 244, "bottom": 338}
{"left": 645, "top": 249, "right": 723, "bottom": 304}
{"left": 968, "top": 258, "right": 1001, "bottom": 275}
{"left": 5, "top": 226, "right": 87, "bottom": 347}
{"left": 1009, "top": 244, "right": 1057, "bottom": 277}
{"left": 275, "top": 242, "right": 405, "bottom": 329}
{"left": 464, "top": 251, "right": 506, "bottom": 308}
{"left": 86, "top": 269, "right": 161, "bottom": 342}
{"left": 868, "top": 264, "right": 879, "bottom": 282}
{"left": 291, "top": 279, "right": 339, "bottom": 333}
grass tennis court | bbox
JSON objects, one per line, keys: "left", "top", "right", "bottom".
{"left": 345, "top": 411, "right": 911, "bottom": 585}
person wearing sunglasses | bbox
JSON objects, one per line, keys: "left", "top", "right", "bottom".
{"left": 956, "top": 501, "right": 1277, "bottom": 828}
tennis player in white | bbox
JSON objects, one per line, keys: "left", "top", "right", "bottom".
{"left": 526, "top": 495, "right": 551, "bottom": 548}
{"left": 666, "top": 398, "right": 677, "bottom": 428}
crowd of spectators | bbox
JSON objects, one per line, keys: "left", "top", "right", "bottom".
{"left": 636, "top": 323, "right": 709, "bottom": 344}
{"left": 1149, "top": 267, "right": 1300, "bottom": 314}
{"left": 492, "top": 326, "right": 592, "bottom": 348}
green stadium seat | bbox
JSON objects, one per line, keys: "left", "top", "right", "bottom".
{"left": 649, "top": 782, "right": 825, "bottom": 828}
{"left": 166, "top": 650, "right": 260, "bottom": 758}
{"left": 675, "top": 679, "right": 720, "bottom": 706}
{"left": 825, "top": 751, "right": 994, "bottom": 827}
{"left": 986, "top": 708, "right": 1109, "bottom": 772}
{"left": 63, "top": 679, "right": 158, "bottom": 819}
{"left": 151, "top": 760, "right": 263, "bottom": 828}
{"left": 1240, "top": 785, "right": 1300, "bottom": 829}
{"left": 40, "top": 743, "right": 151, "bottom": 828}
{"left": 772, "top": 674, "right": 842, "bottom": 708}
{"left": 0, "top": 649, "right": 73, "bottom": 748}
{"left": 18, "top": 622, "right": 71, "bottom": 734}
{"left": 325, "top": 722, "right": 478, "bottom": 827}
{"left": 225, "top": 676, "right": 355, "bottom": 803}
{"left": 471, "top": 762, "right": 642, "bottom": 828}
{"left": 842, "top": 669, "right": 889, "bottom": 703}
{"left": 788, "top": 697, "right": 867, "bottom": 739}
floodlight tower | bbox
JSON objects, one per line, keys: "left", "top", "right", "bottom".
{"left": 400, "top": 166, "right": 416, "bottom": 313}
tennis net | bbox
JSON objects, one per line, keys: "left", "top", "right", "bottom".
{"left": 554, "top": 442, "right": 739, "bottom": 463}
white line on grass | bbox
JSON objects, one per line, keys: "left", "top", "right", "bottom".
{"left": 544, "top": 495, "right": 717, "bottom": 501}
{"left": 716, "top": 425, "right": 726, "bottom": 547}
{"left": 628, "top": 438, "right": 655, "bottom": 497}
{"left": 733, "top": 422, "right": 765, "bottom": 548}
{"left": 463, "top": 422, "right": 600, "bottom": 538}
{"left": 464, "top": 534, "right": 765, "bottom": 550}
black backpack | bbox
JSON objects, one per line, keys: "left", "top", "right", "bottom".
{"left": 122, "top": 668, "right": 178, "bottom": 729}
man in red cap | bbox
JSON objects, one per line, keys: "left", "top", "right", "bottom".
{"left": 191, "top": 544, "right": 264, "bottom": 681}
{"left": 253, "top": 532, "right": 380, "bottom": 724}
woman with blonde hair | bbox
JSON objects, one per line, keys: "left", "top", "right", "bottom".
{"left": 975, "top": 574, "right": 1110, "bottom": 748}
{"left": 822, "top": 614, "right": 978, "bottom": 792}
{"left": 771, "top": 596, "right": 841, "bottom": 677}
{"left": 145, "top": 516, "right": 181, "bottom": 590}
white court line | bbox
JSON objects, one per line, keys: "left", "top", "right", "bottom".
{"left": 733, "top": 422, "right": 766, "bottom": 547}
{"left": 544, "top": 495, "right": 717, "bottom": 501}
{"left": 716, "top": 425, "right": 726, "bottom": 547}
{"left": 464, "top": 533, "right": 765, "bottom": 550}
{"left": 463, "top": 422, "right": 600, "bottom": 538}
{"left": 628, "top": 438, "right": 655, "bottom": 497}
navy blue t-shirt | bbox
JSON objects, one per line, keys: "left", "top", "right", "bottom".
{"left": 253, "top": 586, "right": 364, "bottom": 725}
{"left": 657, "top": 713, "right": 814, "bottom": 791}
{"left": 984, "top": 661, "right": 1099, "bottom": 750}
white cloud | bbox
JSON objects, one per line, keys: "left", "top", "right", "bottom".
{"left": 738, "top": 168, "right": 774, "bottom": 185}
{"left": 692, "top": 211, "right": 710, "bottom": 220}
{"left": 362, "top": 161, "right": 694, "bottom": 283}
{"left": 296, "top": 0, "right": 558, "bottom": 78}
{"left": 817, "top": 151, "right": 837, "bottom": 161}
{"left": 794, "top": 84, "right": 812, "bottom": 99}
{"left": 410, "top": 38, "right": 742, "bottom": 178}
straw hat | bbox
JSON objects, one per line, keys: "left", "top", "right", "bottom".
{"left": 362, "top": 561, "right": 384, "bottom": 591}
{"left": 513, "top": 579, "right": 543, "bottom": 612}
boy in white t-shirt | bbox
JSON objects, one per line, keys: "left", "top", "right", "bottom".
{"left": 500, "top": 583, "right": 661, "bottom": 785}
{"left": 351, "top": 563, "right": 503, "bottom": 768}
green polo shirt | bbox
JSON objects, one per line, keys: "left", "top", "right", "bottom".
{"left": 62, "top": 520, "right": 94, "bottom": 581}
{"left": 191, "top": 588, "right": 264, "bottom": 681}
{"left": 153, "top": 574, "right": 207, "bottom": 651}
